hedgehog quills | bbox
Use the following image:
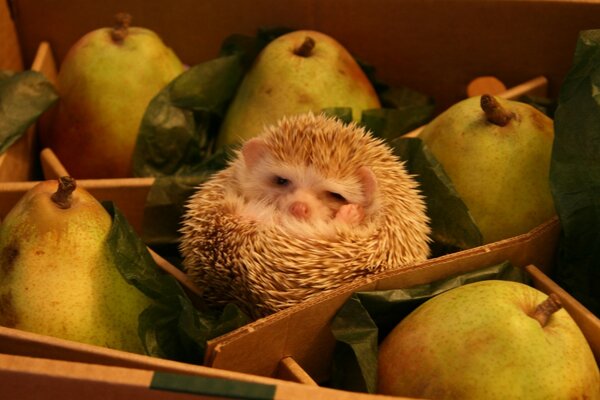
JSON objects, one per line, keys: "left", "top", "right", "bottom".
{"left": 179, "top": 113, "right": 431, "bottom": 319}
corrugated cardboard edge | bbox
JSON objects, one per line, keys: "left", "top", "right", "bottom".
{"left": 0, "top": 353, "right": 409, "bottom": 400}
{"left": 205, "top": 217, "right": 562, "bottom": 381}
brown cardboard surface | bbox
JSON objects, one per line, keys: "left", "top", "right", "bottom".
{"left": 10, "top": 0, "right": 600, "bottom": 112}
{"left": 205, "top": 218, "right": 565, "bottom": 382}
{"left": 0, "top": 0, "right": 23, "bottom": 71}
{"left": 0, "top": 353, "right": 408, "bottom": 399}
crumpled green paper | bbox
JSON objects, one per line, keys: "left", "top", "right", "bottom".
{"left": 550, "top": 29, "right": 600, "bottom": 317}
{"left": 0, "top": 70, "right": 58, "bottom": 154}
{"left": 104, "top": 201, "right": 250, "bottom": 364}
{"left": 391, "top": 137, "right": 483, "bottom": 255}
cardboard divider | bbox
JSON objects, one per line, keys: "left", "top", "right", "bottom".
{"left": 203, "top": 217, "right": 566, "bottom": 382}
{"left": 204, "top": 229, "right": 600, "bottom": 390}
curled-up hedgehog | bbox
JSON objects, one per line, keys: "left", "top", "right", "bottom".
{"left": 179, "top": 112, "right": 431, "bottom": 318}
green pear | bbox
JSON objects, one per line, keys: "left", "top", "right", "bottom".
{"left": 216, "top": 30, "right": 381, "bottom": 147}
{"left": 418, "top": 94, "right": 556, "bottom": 244}
{"left": 41, "top": 13, "right": 185, "bottom": 178}
{"left": 0, "top": 176, "right": 153, "bottom": 353}
{"left": 378, "top": 280, "right": 600, "bottom": 399}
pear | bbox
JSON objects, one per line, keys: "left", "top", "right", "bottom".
{"left": 216, "top": 30, "right": 381, "bottom": 147}
{"left": 418, "top": 94, "right": 556, "bottom": 244}
{"left": 378, "top": 280, "right": 600, "bottom": 399}
{"left": 0, "top": 176, "right": 153, "bottom": 353}
{"left": 41, "top": 13, "right": 185, "bottom": 178}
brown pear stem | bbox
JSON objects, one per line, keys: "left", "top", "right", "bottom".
{"left": 51, "top": 176, "right": 77, "bottom": 210}
{"left": 111, "top": 12, "right": 132, "bottom": 43}
{"left": 530, "top": 293, "right": 563, "bottom": 327}
{"left": 480, "top": 94, "right": 514, "bottom": 126}
{"left": 294, "top": 37, "right": 315, "bottom": 57}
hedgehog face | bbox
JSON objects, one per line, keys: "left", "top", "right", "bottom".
{"left": 229, "top": 114, "right": 385, "bottom": 226}
{"left": 237, "top": 140, "right": 369, "bottom": 222}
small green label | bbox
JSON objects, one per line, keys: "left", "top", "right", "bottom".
{"left": 150, "top": 371, "right": 276, "bottom": 400}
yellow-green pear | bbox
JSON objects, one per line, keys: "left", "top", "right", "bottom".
{"left": 217, "top": 30, "right": 381, "bottom": 147}
{"left": 418, "top": 94, "right": 556, "bottom": 244}
{"left": 378, "top": 280, "right": 600, "bottom": 399}
{"left": 41, "top": 13, "right": 185, "bottom": 178}
{"left": 0, "top": 177, "right": 153, "bottom": 353}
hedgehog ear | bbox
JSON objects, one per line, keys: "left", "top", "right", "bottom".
{"left": 358, "top": 166, "right": 377, "bottom": 206}
{"left": 241, "top": 138, "right": 268, "bottom": 169}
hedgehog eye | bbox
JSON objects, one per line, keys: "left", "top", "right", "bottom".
{"left": 274, "top": 176, "right": 290, "bottom": 186}
{"left": 328, "top": 191, "right": 347, "bottom": 202}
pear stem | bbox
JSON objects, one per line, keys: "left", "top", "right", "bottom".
{"left": 51, "top": 176, "right": 77, "bottom": 210}
{"left": 480, "top": 94, "right": 514, "bottom": 126}
{"left": 530, "top": 293, "right": 563, "bottom": 328}
{"left": 111, "top": 12, "right": 132, "bottom": 43}
{"left": 294, "top": 37, "right": 315, "bottom": 57}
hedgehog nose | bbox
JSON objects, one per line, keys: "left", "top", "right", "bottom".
{"left": 289, "top": 201, "right": 310, "bottom": 219}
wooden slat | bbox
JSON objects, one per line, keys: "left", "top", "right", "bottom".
{"left": 40, "top": 147, "right": 69, "bottom": 178}
{"left": 276, "top": 357, "right": 318, "bottom": 385}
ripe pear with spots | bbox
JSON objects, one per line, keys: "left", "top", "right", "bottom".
{"left": 0, "top": 177, "right": 153, "bottom": 353}
{"left": 378, "top": 280, "right": 600, "bottom": 399}
{"left": 217, "top": 30, "right": 381, "bottom": 147}
{"left": 418, "top": 94, "right": 556, "bottom": 244}
{"left": 41, "top": 13, "right": 185, "bottom": 178}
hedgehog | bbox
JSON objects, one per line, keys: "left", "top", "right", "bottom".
{"left": 179, "top": 112, "right": 431, "bottom": 319}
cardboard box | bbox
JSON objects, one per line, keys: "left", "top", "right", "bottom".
{"left": 1, "top": 217, "right": 599, "bottom": 399}
{"left": 2, "top": 0, "right": 600, "bottom": 398}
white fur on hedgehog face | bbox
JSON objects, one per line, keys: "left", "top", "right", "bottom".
{"left": 231, "top": 137, "right": 376, "bottom": 228}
